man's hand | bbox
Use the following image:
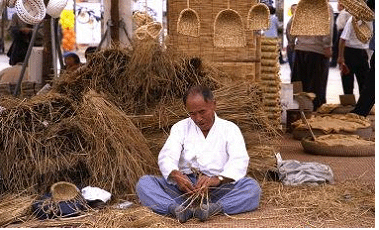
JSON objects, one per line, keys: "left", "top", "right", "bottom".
{"left": 169, "top": 170, "right": 195, "bottom": 194}
{"left": 324, "top": 47, "right": 332, "bottom": 59}
{"left": 194, "top": 174, "right": 220, "bottom": 195}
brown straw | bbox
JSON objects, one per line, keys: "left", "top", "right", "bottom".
{"left": 177, "top": 0, "right": 200, "bottom": 37}
{"left": 290, "top": 0, "right": 331, "bottom": 36}
{"left": 339, "top": 0, "right": 374, "bottom": 22}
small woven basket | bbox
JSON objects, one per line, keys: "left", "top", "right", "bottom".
{"left": 15, "top": 0, "right": 46, "bottom": 25}
{"left": 214, "top": 1, "right": 246, "bottom": 48}
{"left": 301, "top": 135, "right": 375, "bottom": 157}
{"left": 290, "top": 0, "right": 331, "bottom": 36}
{"left": 50, "top": 182, "right": 80, "bottom": 202}
{"left": 339, "top": 0, "right": 374, "bottom": 22}
{"left": 146, "top": 21, "right": 162, "bottom": 39}
{"left": 46, "top": 0, "right": 67, "bottom": 18}
{"left": 247, "top": 3, "right": 270, "bottom": 31}
{"left": 133, "top": 11, "right": 153, "bottom": 27}
{"left": 134, "top": 25, "right": 148, "bottom": 40}
{"left": 352, "top": 17, "right": 373, "bottom": 44}
{"left": 177, "top": 0, "right": 200, "bottom": 37}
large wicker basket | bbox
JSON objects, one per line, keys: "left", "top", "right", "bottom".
{"left": 177, "top": 0, "right": 200, "bottom": 37}
{"left": 214, "top": 7, "right": 246, "bottom": 48}
{"left": 352, "top": 17, "right": 373, "bottom": 44}
{"left": 247, "top": 3, "right": 270, "bottom": 31}
{"left": 301, "top": 135, "right": 375, "bottom": 157}
{"left": 339, "top": 0, "right": 374, "bottom": 22}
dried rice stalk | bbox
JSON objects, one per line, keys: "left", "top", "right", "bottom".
{"left": 0, "top": 192, "right": 37, "bottom": 227}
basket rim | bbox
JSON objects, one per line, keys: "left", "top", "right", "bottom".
{"left": 50, "top": 181, "right": 80, "bottom": 202}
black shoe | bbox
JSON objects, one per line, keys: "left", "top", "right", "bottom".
{"left": 169, "top": 204, "right": 193, "bottom": 223}
{"left": 193, "top": 203, "right": 223, "bottom": 222}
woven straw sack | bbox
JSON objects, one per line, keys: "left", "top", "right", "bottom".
{"left": 15, "top": 0, "right": 46, "bottom": 25}
{"left": 46, "top": 0, "right": 68, "bottom": 18}
{"left": 177, "top": 0, "right": 200, "bottom": 37}
{"left": 261, "top": 37, "right": 279, "bottom": 45}
{"left": 133, "top": 11, "right": 153, "bottom": 27}
{"left": 339, "top": 0, "right": 374, "bottom": 22}
{"left": 352, "top": 17, "right": 372, "bottom": 44}
{"left": 146, "top": 21, "right": 162, "bottom": 39}
{"left": 301, "top": 135, "right": 375, "bottom": 157}
{"left": 214, "top": 7, "right": 246, "bottom": 48}
{"left": 290, "top": 0, "right": 331, "bottom": 36}
{"left": 7, "top": 0, "right": 16, "bottom": 8}
{"left": 50, "top": 182, "right": 80, "bottom": 202}
{"left": 247, "top": 3, "right": 270, "bottom": 31}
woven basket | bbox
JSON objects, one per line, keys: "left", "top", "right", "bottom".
{"left": 261, "top": 59, "right": 278, "bottom": 66}
{"left": 339, "top": 0, "right": 374, "bottom": 22}
{"left": 133, "top": 11, "right": 153, "bottom": 27}
{"left": 146, "top": 21, "right": 162, "bottom": 39}
{"left": 290, "top": 0, "right": 331, "bottom": 36}
{"left": 352, "top": 17, "right": 373, "bottom": 44}
{"left": 7, "top": 0, "right": 16, "bottom": 8}
{"left": 301, "top": 135, "right": 375, "bottom": 157}
{"left": 50, "top": 182, "right": 80, "bottom": 202}
{"left": 247, "top": 3, "right": 270, "bottom": 31}
{"left": 214, "top": 1, "right": 246, "bottom": 48}
{"left": 15, "top": 0, "right": 46, "bottom": 25}
{"left": 46, "top": 0, "right": 67, "bottom": 18}
{"left": 292, "top": 126, "right": 373, "bottom": 140}
{"left": 177, "top": 0, "right": 200, "bottom": 37}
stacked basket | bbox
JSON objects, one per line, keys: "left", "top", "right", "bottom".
{"left": 260, "top": 37, "right": 281, "bottom": 130}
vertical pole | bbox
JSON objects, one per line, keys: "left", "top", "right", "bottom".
{"left": 110, "top": 0, "right": 120, "bottom": 43}
{"left": 255, "top": 31, "right": 262, "bottom": 82}
{"left": 51, "top": 18, "right": 57, "bottom": 78}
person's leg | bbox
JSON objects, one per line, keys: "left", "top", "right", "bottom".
{"left": 354, "top": 49, "right": 370, "bottom": 95}
{"left": 351, "top": 52, "right": 375, "bottom": 116}
{"left": 136, "top": 175, "right": 187, "bottom": 215}
{"left": 209, "top": 177, "right": 261, "bottom": 215}
{"left": 291, "top": 50, "right": 302, "bottom": 83}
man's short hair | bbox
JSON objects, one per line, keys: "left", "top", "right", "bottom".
{"left": 63, "top": 52, "right": 81, "bottom": 64}
{"left": 183, "top": 85, "right": 214, "bottom": 105}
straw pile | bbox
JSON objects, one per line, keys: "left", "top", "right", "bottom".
{"left": 0, "top": 192, "right": 37, "bottom": 227}
{"left": 9, "top": 206, "right": 181, "bottom": 228}
{"left": 260, "top": 180, "right": 374, "bottom": 224}
{"left": 0, "top": 90, "right": 159, "bottom": 197}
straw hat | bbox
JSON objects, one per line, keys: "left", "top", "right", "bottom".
{"left": 352, "top": 17, "right": 373, "bottom": 44}
{"left": 46, "top": 0, "right": 68, "bottom": 18}
{"left": 133, "top": 11, "right": 153, "bottom": 27}
{"left": 15, "top": 0, "right": 46, "bottom": 25}
{"left": 214, "top": 9, "right": 246, "bottom": 48}
{"left": 146, "top": 21, "right": 162, "bottom": 39}
{"left": 247, "top": 3, "right": 270, "bottom": 31}
{"left": 50, "top": 181, "right": 81, "bottom": 202}
{"left": 177, "top": 8, "right": 200, "bottom": 37}
{"left": 339, "top": 0, "right": 374, "bottom": 22}
{"left": 290, "top": 0, "right": 331, "bottom": 36}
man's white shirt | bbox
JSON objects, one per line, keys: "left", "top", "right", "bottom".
{"left": 158, "top": 114, "right": 249, "bottom": 184}
{"left": 341, "top": 17, "right": 372, "bottom": 49}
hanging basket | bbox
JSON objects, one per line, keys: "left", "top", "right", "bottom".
{"left": 352, "top": 17, "right": 373, "bottom": 44}
{"left": 134, "top": 25, "right": 149, "bottom": 40}
{"left": 339, "top": 0, "right": 374, "bottom": 22}
{"left": 290, "top": 0, "right": 331, "bottom": 36}
{"left": 214, "top": 7, "right": 246, "bottom": 47}
{"left": 301, "top": 134, "right": 375, "bottom": 157}
{"left": 177, "top": 8, "right": 200, "bottom": 37}
{"left": 15, "top": 0, "right": 46, "bottom": 25}
{"left": 247, "top": 3, "right": 270, "bottom": 31}
{"left": 46, "top": 0, "right": 68, "bottom": 18}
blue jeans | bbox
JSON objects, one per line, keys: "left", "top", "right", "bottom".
{"left": 136, "top": 174, "right": 261, "bottom": 215}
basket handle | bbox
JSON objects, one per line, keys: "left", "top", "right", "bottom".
{"left": 227, "top": 0, "right": 230, "bottom": 9}
{"left": 187, "top": 0, "right": 190, "bottom": 8}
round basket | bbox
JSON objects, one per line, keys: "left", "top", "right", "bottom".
{"left": 46, "top": 0, "right": 67, "bottom": 18}
{"left": 290, "top": 0, "right": 330, "bottom": 36}
{"left": 177, "top": 1, "right": 200, "bottom": 37}
{"left": 247, "top": 3, "right": 270, "bottom": 31}
{"left": 214, "top": 8, "right": 246, "bottom": 48}
{"left": 301, "top": 135, "right": 375, "bottom": 157}
{"left": 292, "top": 126, "right": 373, "bottom": 140}
{"left": 133, "top": 11, "right": 153, "bottom": 27}
{"left": 15, "top": 0, "right": 46, "bottom": 25}
{"left": 7, "top": 0, "right": 17, "bottom": 8}
{"left": 146, "top": 21, "right": 162, "bottom": 39}
{"left": 339, "top": 0, "right": 374, "bottom": 22}
{"left": 50, "top": 182, "right": 80, "bottom": 202}
{"left": 352, "top": 17, "right": 372, "bottom": 44}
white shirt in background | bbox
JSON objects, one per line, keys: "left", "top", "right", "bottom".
{"left": 336, "top": 9, "right": 351, "bottom": 31}
{"left": 158, "top": 114, "right": 249, "bottom": 183}
{"left": 341, "top": 17, "right": 372, "bottom": 50}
